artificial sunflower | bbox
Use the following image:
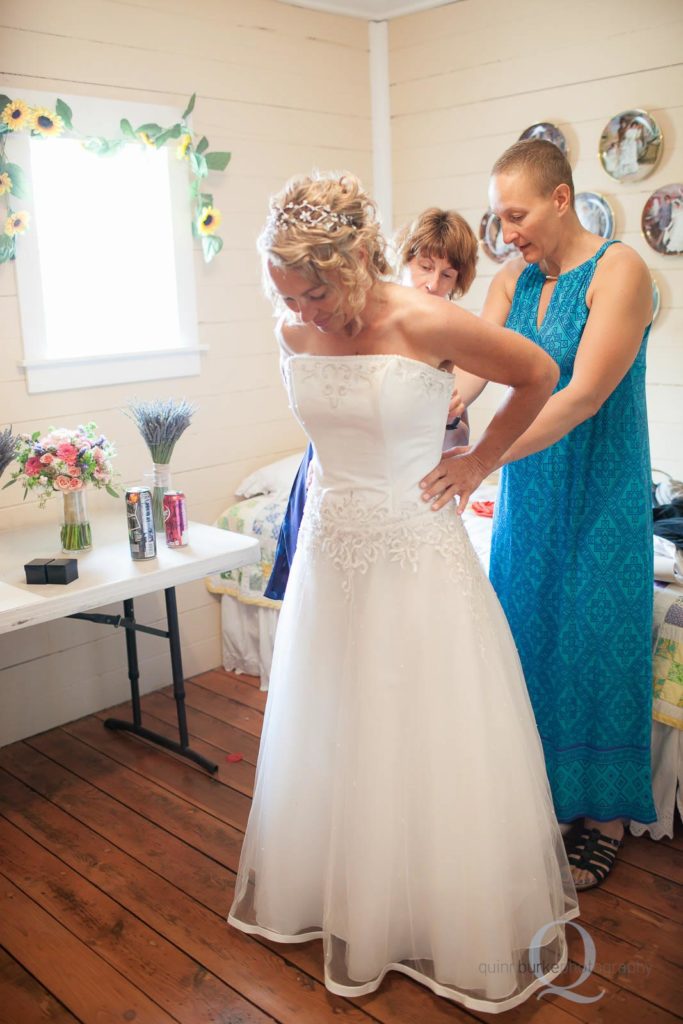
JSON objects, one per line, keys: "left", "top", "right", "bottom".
{"left": 198, "top": 206, "right": 221, "bottom": 235}
{"left": 137, "top": 131, "right": 156, "bottom": 147}
{"left": 4, "top": 211, "right": 29, "bottom": 236}
{"left": 176, "top": 133, "right": 192, "bottom": 160}
{"left": 1, "top": 99, "right": 31, "bottom": 131}
{"left": 0, "top": 172, "right": 12, "bottom": 196}
{"left": 30, "top": 107, "right": 64, "bottom": 138}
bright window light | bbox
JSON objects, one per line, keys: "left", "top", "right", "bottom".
{"left": 30, "top": 137, "right": 181, "bottom": 358}
{"left": 7, "top": 90, "right": 201, "bottom": 394}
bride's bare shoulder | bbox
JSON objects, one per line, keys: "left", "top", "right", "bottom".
{"left": 277, "top": 317, "right": 317, "bottom": 355}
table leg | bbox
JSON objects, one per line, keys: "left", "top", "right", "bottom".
{"left": 103, "top": 587, "right": 218, "bottom": 773}
{"left": 123, "top": 597, "right": 142, "bottom": 728}
{"left": 164, "top": 586, "right": 190, "bottom": 749}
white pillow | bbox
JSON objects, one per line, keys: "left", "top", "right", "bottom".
{"left": 235, "top": 451, "right": 306, "bottom": 498}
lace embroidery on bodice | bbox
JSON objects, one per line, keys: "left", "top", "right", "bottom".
{"left": 286, "top": 353, "right": 452, "bottom": 407}
{"left": 280, "top": 352, "right": 488, "bottom": 621}
{"left": 294, "top": 358, "right": 380, "bottom": 409}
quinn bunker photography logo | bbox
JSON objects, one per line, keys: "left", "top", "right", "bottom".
{"left": 479, "top": 920, "right": 652, "bottom": 1003}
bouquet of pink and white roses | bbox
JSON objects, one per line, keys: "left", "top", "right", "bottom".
{"left": 4, "top": 422, "right": 119, "bottom": 508}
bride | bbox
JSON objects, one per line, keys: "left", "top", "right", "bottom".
{"left": 228, "top": 171, "right": 579, "bottom": 1012}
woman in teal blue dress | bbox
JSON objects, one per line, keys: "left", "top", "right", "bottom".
{"left": 421, "top": 140, "right": 656, "bottom": 889}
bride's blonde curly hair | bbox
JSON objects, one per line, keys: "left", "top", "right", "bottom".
{"left": 258, "top": 172, "right": 390, "bottom": 329}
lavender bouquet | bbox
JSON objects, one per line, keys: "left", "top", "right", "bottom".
{"left": 126, "top": 398, "right": 196, "bottom": 530}
{"left": 0, "top": 426, "right": 18, "bottom": 482}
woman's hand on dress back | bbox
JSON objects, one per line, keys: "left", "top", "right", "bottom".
{"left": 420, "top": 447, "right": 488, "bottom": 514}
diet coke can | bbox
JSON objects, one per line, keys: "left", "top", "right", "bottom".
{"left": 126, "top": 486, "right": 157, "bottom": 560}
{"left": 163, "top": 491, "right": 188, "bottom": 547}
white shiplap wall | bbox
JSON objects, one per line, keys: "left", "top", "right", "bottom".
{"left": 0, "top": 0, "right": 371, "bottom": 744}
{"left": 390, "top": 0, "right": 683, "bottom": 478}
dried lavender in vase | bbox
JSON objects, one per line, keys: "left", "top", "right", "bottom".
{"left": 0, "top": 426, "right": 18, "bottom": 482}
{"left": 126, "top": 398, "right": 196, "bottom": 531}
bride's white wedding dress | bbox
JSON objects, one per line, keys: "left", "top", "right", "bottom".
{"left": 228, "top": 339, "right": 578, "bottom": 1012}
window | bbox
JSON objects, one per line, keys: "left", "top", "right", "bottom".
{"left": 4, "top": 89, "right": 202, "bottom": 393}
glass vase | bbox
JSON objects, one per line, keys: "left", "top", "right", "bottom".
{"left": 151, "top": 462, "right": 172, "bottom": 532}
{"left": 61, "top": 487, "right": 92, "bottom": 552}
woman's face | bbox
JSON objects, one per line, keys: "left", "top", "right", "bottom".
{"left": 268, "top": 262, "right": 345, "bottom": 333}
{"left": 489, "top": 171, "right": 564, "bottom": 265}
{"left": 404, "top": 252, "right": 458, "bottom": 298}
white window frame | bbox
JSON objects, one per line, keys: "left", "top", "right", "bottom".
{"left": 3, "top": 88, "right": 203, "bottom": 394}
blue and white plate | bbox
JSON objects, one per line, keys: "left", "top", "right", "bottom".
{"left": 651, "top": 277, "right": 661, "bottom": 323}
{"left": 599, "top": 109, "right": 662, "bottom": 183}
{"left": 518, "top": 123, "right": 569, "bottom": 157}
{"left": 575, "top": 192, "right": 615, "bottom": 239}
{"left": 479, "top": 210, "right": 517, "bottom": 264}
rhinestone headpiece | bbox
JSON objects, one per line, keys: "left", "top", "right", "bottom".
{"left": 272, "top": 201, "right": 356, "bottom": 232}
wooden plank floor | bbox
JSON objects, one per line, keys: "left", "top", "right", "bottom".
{"left": 0, "top": 667, "right": 681, "bottom": 1023}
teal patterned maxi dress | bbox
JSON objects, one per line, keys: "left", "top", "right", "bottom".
{"left": 489, "top": 241, "right": 656, "bottom": 824}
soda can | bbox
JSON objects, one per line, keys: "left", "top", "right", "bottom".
{"left": 163, "top": 490, "right": 188, "bottom": 547}
{"left": 126, "top": 486, "right": 157, "bottom": 560}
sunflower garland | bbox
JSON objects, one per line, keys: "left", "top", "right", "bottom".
{"left": 198, "top": 206, "right": 221, "bottom": 236}
{"left": 4, "top": 211, "right": 29, "bottom": 236}
{"left": 136, "top": 130, "right": 157, "bottom": 148}
{"left": 29, "top": 107, "right": 65, "bottom": 138}
{"left": 0, "top": 92, "right": 230, "bottom": 264}
{"left": 177, "top": 133, "right": 192, "bottom": 160}
{"left": 1, "top": 99, "right": 30, "bottom": 131}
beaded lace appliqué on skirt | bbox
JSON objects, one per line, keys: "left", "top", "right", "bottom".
{"left": 299, "top": 488, "right": 483, "bottom": 601}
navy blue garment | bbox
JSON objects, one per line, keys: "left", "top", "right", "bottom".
{"left": 264, "top": 443, "right": 314, "bottom": 601}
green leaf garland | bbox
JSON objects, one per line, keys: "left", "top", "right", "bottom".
{"left": 205, "top": 151, "right": 231, "bottom": 172}
{"left": 0, "top": 94, "right": 230, "bottom": 264}
{"left": 55, "top": 98, "right": 73, "bottom": 131}
{"left": 182, "top": 93, "right": 196, "bottom": 120}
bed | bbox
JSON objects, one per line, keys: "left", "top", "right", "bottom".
{"left": 207, "top": 456, "right": 683, "bottom": 839}
{"left": 206, "top": 489, "right": 286, "bottom": 684}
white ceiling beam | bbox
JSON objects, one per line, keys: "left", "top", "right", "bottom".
{"left": 369, "top": 20, "right": 392, "bottom": 234}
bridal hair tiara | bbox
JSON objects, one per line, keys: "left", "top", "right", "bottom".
{"left": 272, "top": 201, "right": 357, "bottom": 232}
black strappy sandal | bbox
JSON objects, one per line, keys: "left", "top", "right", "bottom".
{"left": 566, "top": 827, "right": 622, "bottom": 890}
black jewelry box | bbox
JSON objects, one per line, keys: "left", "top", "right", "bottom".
{"left": 24, "top": 558, "right": 54, "bottom": 584}
{"left": 46, "top": 558, "right": 79, "bottom": 584}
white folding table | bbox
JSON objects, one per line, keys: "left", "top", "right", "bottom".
{"left": 0, "top": 516, "right": 259, "bottom": 773}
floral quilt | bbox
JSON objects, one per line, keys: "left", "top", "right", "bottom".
{"left": 652, "top": 592, "right": 683, "bottom": 730}
{"left": 205, "top": 493, "right": 288, "bottom": 608}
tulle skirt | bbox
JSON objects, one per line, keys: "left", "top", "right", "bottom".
{"left": 228, "top": 498, "right": 578, "bottom": 1012}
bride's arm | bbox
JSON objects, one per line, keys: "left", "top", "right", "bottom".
{"left": 448, "top": 262, "right": 520, "bottom": 409}
{"left": 415, "top": 293, "right": 558, "bottom": 506}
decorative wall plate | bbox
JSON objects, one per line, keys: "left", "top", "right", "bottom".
{"left": 651, "top": 277, "right": 661, "bottom": 323}
{"left": 479, "top": 210, "right": 517, "bottom": 263}
{"left": 642, "top": 184, "right": 683, "bottom": 255}
{"left": 574, "top": 191, "right": 615, "bottom": 239}
{"left": 518, "top": 122, "right": 568, "bottom": 157}
{"left": 599, "top": 109, "right": 662, "bottom": 182}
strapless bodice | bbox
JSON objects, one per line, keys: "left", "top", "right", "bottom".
{"left": 282, "top": 353, "right": 452, "bottom": 515}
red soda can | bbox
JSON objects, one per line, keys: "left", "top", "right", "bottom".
{"left": 163, "top": 491, "right": 188, "bottom": 547}
{"left": 126, "top": 486, "right": 157, "bottom": 560}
